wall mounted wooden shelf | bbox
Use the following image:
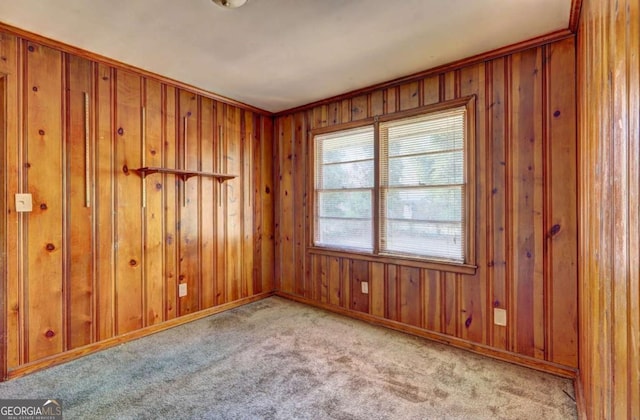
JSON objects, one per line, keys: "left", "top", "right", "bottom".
{"left": 133, "top": 167, "right": 237, "bottom": 183}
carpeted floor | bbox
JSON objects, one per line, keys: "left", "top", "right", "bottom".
{"left": 0, "top": 297, "right": 576, "bottom": 419}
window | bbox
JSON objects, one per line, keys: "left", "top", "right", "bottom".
{"left": 312, "top": 97, "right": 475, "bottom": 267}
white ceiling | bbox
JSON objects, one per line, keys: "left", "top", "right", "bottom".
{"left": 0, "top": 0, "right": 572, "bottom": 112}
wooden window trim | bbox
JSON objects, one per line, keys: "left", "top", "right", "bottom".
{"left": 308, "top": 96, "right": 477, "bottom": 274}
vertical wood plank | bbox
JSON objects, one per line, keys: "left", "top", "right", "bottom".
{"left": 328, "top": 256, "right": 341, "bottom": 306}
{"left": 114, "top": 69, "right": 142, "bottom": 334}
{"left": 370, "top": 262, "right": 385, "bottom": 317}
{"left": 340, "top": 258, "right": 350, "bottom": 309}
{"left": 510, "top": 48, "right": 544, "bottom": 358}
{"left": 279, "top": 115, "right": 295, "bottom": 294}
{"left": 423, "top": 75, "right": 440, "bottom": 105}
{"left": 143, "top": 79, "right": 164, "bottom": 326}
{"left": 225, "top": 106, "right": 242, "bottom": 302}
{"left": 443, "top": 272, "right": 457, "bottom": 336}
{"left": 25, "top": 41, "right": 64, "bottom": 361}
{"left": 423, "top": 270, "right": 442, "bottom": 332}
{"left": 399, "top": 266, "right": 421, "bottom": 327}
{"left": 163, "top": 86, "right": 178, "bottom": 319}
{"left": 242, "top": 110, "right": 254, "bottom": 298}
{"left": 1, "top": 32, "right": 21, "bottom": 369}
{"left": 350, "top": 260, "right": 369, "bottom": 313}
{"left": 351, "top": 95, "right": 368, "bottom": 121}
{"left": 177, "top": 90, "right": 199, "bottom": 315}
{"left": 459, "top": 62, "right": 486, "bottom": 344}
{"left": 385, "top": 264, "right": 399, "bottom": 321}
{"left": 65, "top": 54, "right": 93, "bottom": 349}
{"left": 488, "top": 57, "right": 509, "bottom": 350}
{"left": 546, "top": 38, "right": 578, "bottom": 367}
{"left": 370, "top": 91, "right": 384, "bottom": 117}
{"left": 293, "top": 112, "right": 306, "bottom": 297}
{"left": 399, "top": 81, "right": 420, "bottom": 110}
{"left": 200, "top": 97, "right": 215, "bottom": 309}
{"left": 95, "top": 64, "right": 115, "bottom": 339}
{"left": 214, "top": 102, "right": 227, "bottom": 304}
{"left": 260, "top": 116, "right": 275, "bottom": 292}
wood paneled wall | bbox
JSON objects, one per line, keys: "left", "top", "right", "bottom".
{"left": 0, "top": 30, "right": 275, "bottom": 375}
{"left": 577, "top": 0, "right": 640, "bottom": 417}
{"left": 274, "top": 37, "right": 578, "bottom": 374}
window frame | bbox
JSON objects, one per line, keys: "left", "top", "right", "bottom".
{"left": 308, "top": 96, "right": 477, "bottom": 274}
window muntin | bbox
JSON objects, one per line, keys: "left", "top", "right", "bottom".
{"left": 312, "top": 100, "right": 471, "bottom": 265}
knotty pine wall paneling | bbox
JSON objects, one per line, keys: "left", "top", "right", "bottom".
{"left": 275, "top": 37, "right": 578, "bottom": 375}
{"left": 0, "top": 29, "right": 275, "bottom": 377}
{"left": 577, "top": 0, "right": 640, "bottom": 417}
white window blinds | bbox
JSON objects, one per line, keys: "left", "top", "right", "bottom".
{"left": 314, "top": 126, "right": 375, "bottom": 251}
{"left": 379, "top": 107, "right": 467, "bottom": 262}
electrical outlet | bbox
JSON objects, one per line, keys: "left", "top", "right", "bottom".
{"left": 179, "top": 283, "right": 187, "bottom": 297}
{"left": 494, "top": 308, "right": 507, "bottom": 326}
{"left": 15, "top": 193, "right": 33, "bottom": 212}
{"left": 361, "top": 281, "right": 369, "bottom": 294}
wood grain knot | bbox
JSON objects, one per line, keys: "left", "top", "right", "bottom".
{"left": 129, "top": 259, "right": 137, "bottom": 267}
{"left": 465, "top": 317, "right": 472, "bottom": 328}
{"left": 187, "top": 111, "right": 192, "bottom": 117}
{"left": 549, "top": 224, "right": 561, "bottom": 237}
{"left": 553, "top": 110, "right": 561, "bottom": 117}
{"left": 179, "top": 275, "right": 185, "bottom": 281}
{"left": 117, "top": 127, "right": 124, "bottom": 135}
{"left": 40, "top": 203, "right": 47, "bottom": 210}
{"left": 265, "top": 186, "right": 271, "bottom": 194}
{"left": 122, "top": 165, "right": 129, "bottom": 174}
{"left": 38, "top": 129, "right": 45, "bottom": 135}
{"left": 45, "top": 243, "right": 55, "bottom": 251}
{"left": 45, "top": 329, "right": 55, "bottom": 338}
{"left": 28, "top": 45, "right": 35, "bottom": 52}
{"left": 32, "top": 86, "right": 38, "bottom": 92}
{"left": 25, "top": 163, "right": 31, "bottom": 168}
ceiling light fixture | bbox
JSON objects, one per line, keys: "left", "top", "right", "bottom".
{"left": 212, "top": 0, "right": 248, "bottom": 9}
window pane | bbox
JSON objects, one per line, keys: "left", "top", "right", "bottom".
{"left": 316, "top": 217, "right": 372, "bottom": 251}
{"left": 387, "top": 113, "right": 464, "bottom": 156}
{"left": 318, "top": 190, "right": 372, "bottom": 218}
{"left": 384, "top": 187, "right": 463, "bottom": 222}
{"left": 314, "top": 125, "right": 374, "bottom": 251}
{"left": 380, "top": 105, "right": 467, "bottom": 262}
{"left": 384, "top": 219, "right": 463, "bottom": 261}
{"left": 388, "top": 151, "right": 463, "bottom": 187}
{"left": 320, "top": 160, "right": 374, "bottom": 189}
{"left": 317, "top": 126, "right": 374, "bottom": 164}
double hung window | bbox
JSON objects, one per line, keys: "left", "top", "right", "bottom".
{"left": 313, "top": 97, "right": 475, "bottom": 267}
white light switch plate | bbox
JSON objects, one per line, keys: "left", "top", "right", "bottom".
{"left": 361, "top": 281, "right": 369, "bottom": 294}
{"left": 179, "top": 283, "right": 187, "bottom": 297}
{"left": 494, "top": 308, "right": 507, "bottom": 326}
{"left": 15, "top": 193, "right": 33, "bottom": 212}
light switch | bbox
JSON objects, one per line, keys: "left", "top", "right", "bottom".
{"left": 15, "top": 193, "right": 33, "bottom": 212}
{"left": 179, "top": 283, "right": 188, "bottom": 297}
{"left": 494, "top": 308, "right": 507, "bottom": 326}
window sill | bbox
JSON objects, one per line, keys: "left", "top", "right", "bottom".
{"left": 307, "top": 246, "right": 477, "bottom": 275}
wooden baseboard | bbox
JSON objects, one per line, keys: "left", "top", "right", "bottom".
{"left": 5, "top": 291, "right": 275, "bottom": 381}
{"left": 276, "top": 291, "right": 578, "bottom": 379}
{"left": 574, "top": 371, "right": 587, "bottom": 419}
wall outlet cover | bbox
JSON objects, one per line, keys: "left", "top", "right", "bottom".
{"left": 361, "top": 281, "right": 369, "bottom": 294}
{"left": 494, "top": 308, "right": 507, "bottom": 326}
{"left": 15, "top": 193, "right": 33, "bottom": 212}
{"left": 179, "top": 283, "right": 187, "bottom": 297}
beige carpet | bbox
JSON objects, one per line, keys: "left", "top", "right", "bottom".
{"left": 0, "top": 297, "right": 576, "bottom": 419}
